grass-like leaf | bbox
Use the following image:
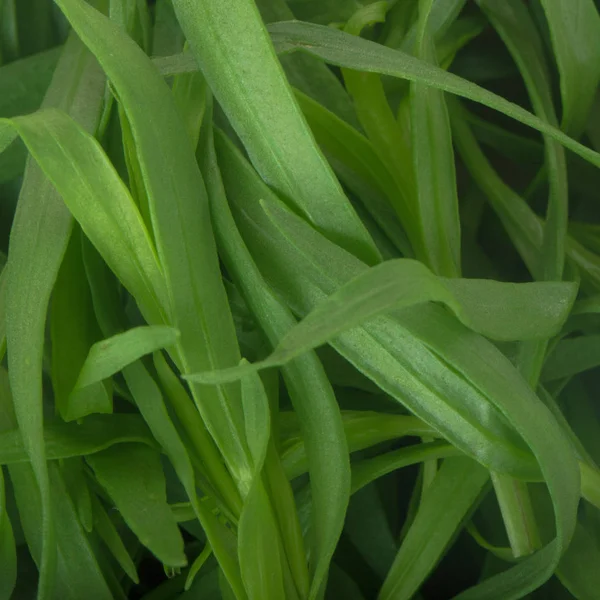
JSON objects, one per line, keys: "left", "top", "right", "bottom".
{"left": 0, "top": 414, "right": 157, "bottom": 464}
{"left": 267, "top": 20, "right": 600, "bottom": 168}
{"left": 4, "top": 32, "right": 107, "bottom": 597}
{"left": 56, "top": 0, "right": 252, "bottom": 487}
{"left": 171, "top": 0, "right": 381, "bottom": 265}
{"left": 207, "top": 126, "right": 349, "bottom": 599}
{"left": 86, "top": 443, "right": 187, "bottom": 568}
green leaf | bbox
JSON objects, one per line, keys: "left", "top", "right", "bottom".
{"left": 0, "top": 466, "right": 16, "bottom": 599}
{"left": 73, "top": 325, "right": 179, "bottom": 392}
{"left": 255, "top": 0, "right": 361, "bottom": 130}
{"left": 538, "top": 0, "right": 600, "bottom": 135}
{"left": 51, "top": 227, "right": 112, "bottom": 422}
{"left": 0, "top": 413, "right": 158, "bottom": 465}
{"left": 542, "top": 335, "right": 600, "bottom": 381}
{"left": 450, "top": 102, "right": 600, "bottom": 292}
{"left": 206, "top": 127, "right": 350, "bottom": 599}
{"left": 215, "top": 158, "right": 581, "bottom": 597}
{"left": 410, "top": 0, "right": 462, "bottom": 277}
{"left": 171, "top": 0, "right": 380, "bottom": 265}
{"left": 186, "top": 258, "right": 576, "bottom": 380}
{"left": 81, "top": 208, "right": 245, "bottom": 595}
{"left": 55, "top": 0, "right": 252, "bottom": 487}
{"left": 293, "top": 88, "right": 410, "bottom": 256}
{"left": 86, "top": 443, "right": 187, "bottom": 568}
{"left": 0, "top": 46, "right": 60, "bottom": 183}
{"left": 122, "top": 361, "right": 246, "bottom": 599}
{"left": 281, "top": 411, "right": 437, "bottom": 480}
{"left": 351, "top": 442, "right": 462, "bottom": 494}
{"left": 0, "top": 263, "right": 8, "bottom": 363}
{"left": 341, "top": 4, "right": 420, "bottom": 262}
{"left": 267, "top": 20, "right": 600, "bottom": 168}
{"left": 4, "top": 30, "right": 107, "bottom": 598}
{"left": 91, "top": 494, "right": 139, "bottom": 584}
{"left": 9, "top": 460, "right": 113, "bottom": 599}
{"left": 237, "top": 372, "right": 287, "bottom": 600}
{"left": 7, "top": 107, "right": 168, "bottom": 325}
{"left": 379, "top": 457, "right": 489, "bottom": 600}
{"left": 184, "top": 543, "right": 212, "bottom": 591}
{"left": 477, "top": 0, "right": 568, "bottom": 284}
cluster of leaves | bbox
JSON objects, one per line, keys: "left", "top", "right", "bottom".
{"left": 1, "top": 0, "right": 600, "bottom": 598}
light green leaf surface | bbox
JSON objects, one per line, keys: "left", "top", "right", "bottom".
{"left": 73, "top": 325, "right": 179, "bottom": 391}
{"left": 87, "top": 443, "right": 186, "bottom": 568}
{"left": 186, "top": 258, "right": 576, "bottom": 381}
{"left": 55, "top": 0, "right": 252, "bottom": 487}
{"left": 4, "top": 30, "right": 107, "bottom": 598}
{"left": 171, "top": 0, "right": 380, "bottom": 265}
{"left": 206, "top": 127, "right": 350, "bottom": 599}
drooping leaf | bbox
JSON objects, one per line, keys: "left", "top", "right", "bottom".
{"left": 266, "top": 20, "right": 600, "bottom": 168}
{"left": 186, "top": 258, "right": 576, "bottom": 381}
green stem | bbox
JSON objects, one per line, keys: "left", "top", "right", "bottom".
{"left": 491, "top": 472, "right": 541, "bottom": 558}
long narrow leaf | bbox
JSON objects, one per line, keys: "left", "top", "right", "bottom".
{"left": 267, "top": 20, "right": 600, "bottom": 168}
{"left": 56, "top": 0, "right": 252, "bottom": 486}
{"left": 206, "top": 126, "right": 350, "bottom": 599}
{"left": 4, "top": 31, "right": 107, "bottom": 598}
{"left": 171, "top": 0, "right": 380, "bottom": 264}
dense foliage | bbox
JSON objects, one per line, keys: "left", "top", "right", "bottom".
{"left": 1, "top": 0, "right": 600, "bottom": 598}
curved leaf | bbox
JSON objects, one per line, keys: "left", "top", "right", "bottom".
{"left": 186, "top": 258, "right": 576, "bottom": 381}
{"left": 267, "top": 20, "right": 600, "bottom": 168}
